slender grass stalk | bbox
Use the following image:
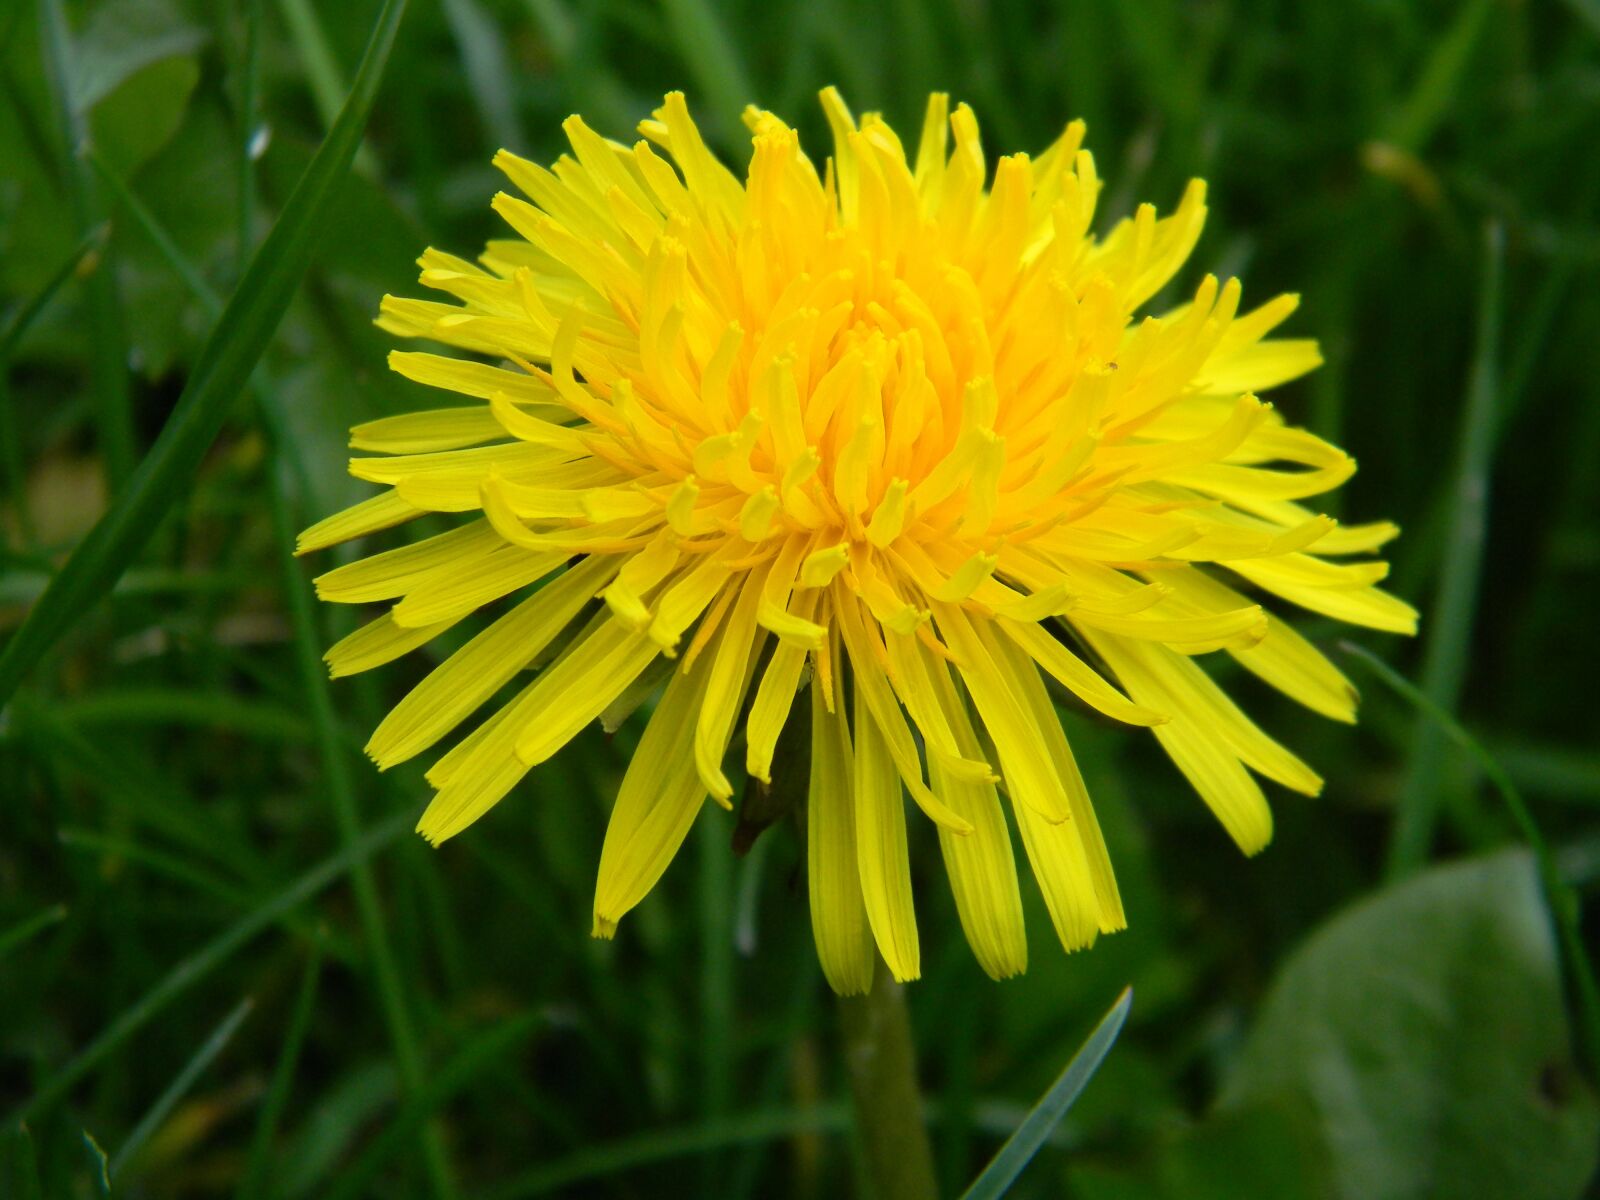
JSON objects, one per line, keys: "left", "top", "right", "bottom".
{"left": 238, "top": 946, "right": 324, "bottom": 1200}
{"left": 957, "top": 988, "right": 1131, "bottom": 1200}
{"left": 58, "top": 827, "right": 256, "bottom": 910}
{"left": 35, "top": 0, "right": 134, "bottom": 488}
{"left": 486, "top": 1104, "right": 854, "bottom": 1199}
{"left": 93, "top": 113, "right": 459, "bottom": 1197}
{"left": 699, "top": 812, "right": 734, "bottom": 1192}
{"left": 0, "top": 0, "right": 407, "bottom": 712}
{"left": 836, "top": 961, "right": 938, "bottom": 1200}
{"left": 0, "top": 905, "right": 68, "bottom": 963}
{"left": 55, "top": 688, "right": 311, "bottom": 742}
{"left": 659, "top": 0, "right": 758, "bottom": 146}
{"left": 0, "top": 223, "right": 109, "bottom": 546}
{"left": 442, "top": 0, "right": 526, "bottom": 152}
{"left": 1344, "top": 642, "right": 1600, "bottom": 1087}
{"left": 264, "top": 433, "right": 459, "bottom": 1198}
{"left": 8, "top": 811, "right": 409, "bottom": 1126}
{"left": 274, "top": 0, "right": 381, "bottom": 177}
{"left": 1383, "top": 0, "right": 1495, "bottom": 153}
{"left": 110, "top": 996, "right": 255, "bottom": 1177}
{"left": 322, "top": 1014, "right": 540, "bottom": 1200}
{"left": 237, "top": 0, "right": 264, "bottom": 275}
{"left": 1386, "top": 224, "right": 1504, "bottom": 879}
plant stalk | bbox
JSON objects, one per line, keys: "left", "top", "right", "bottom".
{"left": 836, "top": 961, "right": 938, "bottom": 1200}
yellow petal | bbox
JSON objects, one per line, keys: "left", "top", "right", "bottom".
{"left": 297, "top": 489, "right": 424, "bottom": 555}
{"left": 807, "top": 677, "right": 875, "bottom": 996}
{"left": 694, "top": 570, "right": 770, "bottom": 801}
{"left": 1087, "top": 630, "right": 1274, "bottom": 854}
{"left": 392, "top": 545, "right": 567, "bottom": 628}
{"left": 314, "top": 520, "right": 500, "bottom": 604}
{"left": 369, "top": 554, "right": 621, "bottom": 769}
{"left": 592, "top": 655, "right": 712, "bottom": 935}
{"left": 919, "top": 638, "right": 1028, "bottom": 979}
{"left": 997, "top": 617, "right": 1166, "bottom": 726}
{"left": 350, "top": 407, "right": 506, "bottom": 454}
{"left": 514, "top": 619, "right": 663, "bottom": 766}
{"left": 833, "top": 594, "right": 975, "bottom": 834}
{"left": 325, "top": 611, "right": 459, "bottom": 679}
{"left": 852, "top": 683, "right": 920, "bottom": 982}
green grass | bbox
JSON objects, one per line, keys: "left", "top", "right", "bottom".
{"left": 2, "top": 0, "right": 1599, "bottom": 1196}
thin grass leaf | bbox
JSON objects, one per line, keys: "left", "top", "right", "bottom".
{"left": 698, "top": 813, "right": 735, "bottom": 1192}
{"left": 659, "top": 0, "right": 757, "bottom": 146}
{"left": 0, "top": 176, "right": 107, "bottom": 551}
{"left": 58, "top": 828, "right": 255, "bottom": 910}
{"left": 1386, "top": 223, "right": 1503, "bottom": 878}
{"left": 274, "top": 0, "right": 380, "bottom": 178}
{"left": 0, "top": 0, "right": 408, "bottom": 711}
{"left": 1383, "top": 0, "right": 1495, "bottom": 152}
{"left": 0, "top": 904, "right": 68, "bottom": 963}
{"left": 81, "top": 1131, "right": 111, "bottom": 1198}
{"left": 36, "top": 0, "right": 134, "bottom": 487}
{"left": 958, "top": 987, "right": 1133, "bottom": 1200}
{"left": 264, "top": 436, "right": 459, "bottom": 1198}
{"left": 442, "top": 0, "right": 525, "bottom": 152}
{"left": 323, "top": 1013, "right": 539, "bottom": 1200}
{"left": 55, "top": 688, "right": 311, "bottom": 742}
{"left": 0, "top": 224, "right": 108, "bottom": 364}
{"left": 17, "top": 707, "right": 262, "bottom": 880}
{"left": 85, "top": 145, "right": 210, "bottom": 305}
{"left": 1343, "top": 642, "right": 1600, "bottom": 1087}
{"left": 486, "top": 1104, "right": 854, "bottom": 1200}
{"left": 0, "top": 1121, "right": 45, "bottom": 1200}
{"left": 238, "top": 947, "right": 323, "bottom": 1200}
{"left": 236, "top": 0, "right": 264, "bottom": 273}
{"left": 8, "top": 810, "right": 409, "bottom": 1126}
{"left": 110, "top": 996, "right": 254, "bottom": 1177}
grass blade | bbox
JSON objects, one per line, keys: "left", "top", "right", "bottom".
{"left": 35, "top": 0, "right": 134, "bottom": 487}
{"left": 1383, "top": 0, "right": 1495, "bottom": 152}
{"left": 0, "top": 1121, "right": 45, "bottom": 1200}
{"left": 236, "top": 0, "right": 264, "bottom": 272}
{"left": 442, "top": 0, "right": 525, "bottom": 152}
{"left": 659, "top": 0, "right": 757, "bottom": 146}
{"left": 958, "top": 987, "right": 1132, "bottom": 1200}
{"left": 88, "top": 119, "right": 457, "bottom": 1197}
{"left": 0, "top": 904, "right": 68, "bottom": 963}
{"left": 0, "top": 181, "right": 110, "bottom": 548}
{"left": 274, "top": 0, "right": 381, "bottom": 177}
{"left": 1386, "top": 223, "right": 1504, "bottom": 878}
{"left": 8, "top": 810, "right": 409, "bottom": 1126}
{"left": 1343, "top": 641, "right": 1600, "bottom": 1086}
{"left": 0, "top": 0, "right": 408, "bottom": 711}
{"left": 110, "top": 996, "right": 255, "bottom": 1177}
{"left": 238, "top": 947, "right": 323, "bottom": 1200}
{"left": 487, "top": 1105, "right": 853, "bottom": 1199}
{"left": 323, "top": 1013, "right": 541, "bottom": 1200}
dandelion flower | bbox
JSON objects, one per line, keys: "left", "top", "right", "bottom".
{"left": 300, "top": 90, "right": 1416, "bottom": 994}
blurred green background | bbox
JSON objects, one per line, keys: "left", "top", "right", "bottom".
{"left": 3, "top": 0, "right": 1599, "bottom": 1196}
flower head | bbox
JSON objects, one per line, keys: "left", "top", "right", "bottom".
{"left": 301, "top": 90, "right": 1415, "bottom": 993}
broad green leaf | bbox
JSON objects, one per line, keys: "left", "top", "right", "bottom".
{"left": 1068, "top": 1099, "right": 1333, "bottom": 1200}
{"left": 0, "top": 0, "right": 408, "bottom": 710}
{"left": 88, "top": 54, "right": 200, "bottom": 177}
{"left": 1219, "top": 851, "right": 1599, "bottom": 1200}
{"left": 72, "top": 0, "right": 206, "bottom": 110}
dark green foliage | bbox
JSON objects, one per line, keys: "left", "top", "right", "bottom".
{"left": 1, "top": 0, "right": 1598, "bottom": 1196}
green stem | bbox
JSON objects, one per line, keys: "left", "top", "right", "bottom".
{"left": 836, "top": 961, "right": 938, "bottom": 1200}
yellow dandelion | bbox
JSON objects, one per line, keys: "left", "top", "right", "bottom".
{"left": 300, "top": 90, "right": 1416, "bottom": 995}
